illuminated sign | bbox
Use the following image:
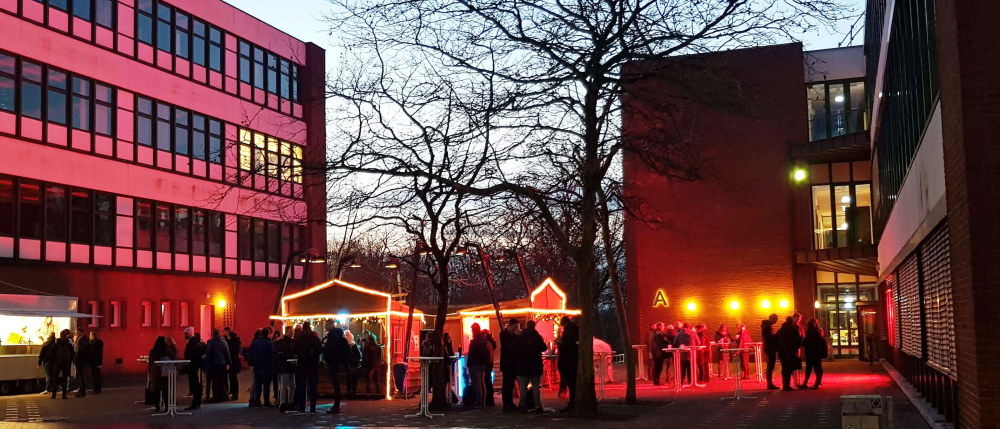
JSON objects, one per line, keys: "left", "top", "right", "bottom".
{"left": 652, "top": 290, "right": 668, "bottom": 308}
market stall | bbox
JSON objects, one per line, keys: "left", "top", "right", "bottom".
{"left": 270, "top": 279, "right": 424, "bottom": 399}
{"left": 0, "top": 293, "right": 99, "bottom": 395}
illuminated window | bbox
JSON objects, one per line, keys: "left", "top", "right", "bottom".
{"left": 292, "top": 146, "right": 303, "bottom": 183}
{"left": 141, "top": 301, "right": 153, "bottom": 327}
{"left": 253, "top": 132, "right": 266, "bottom": 173}
{"left": 806, "top": 80, "right": 867, "bottom": 142}
{"left": 239, "top": 144, "right": 252, "bottom": 171}
{"left": 109, "top": 300, "right": 121, "bottom": 328}
{"left": 810, "top": 162, "right": 873, "bottom": 249}
{"left": 179, "top": 302, "right": 189, "bottom": 327}
{"left": 266, "top": 137, "right": 279, "bottom": 178}
{"left": 160, "top": 301, "right": 171, "bottom": 327}
{"left": 87, "top": 300, "right": 99, "bottom": 328}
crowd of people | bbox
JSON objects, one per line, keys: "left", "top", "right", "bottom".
{"left": 143, "top": 322, "right": 385, "bottom": 415}
{"left": 36, "top": 328, "right": 104, "bottom": 399}
{"left": 645, "top": 312, "right": 828, "bottom": 391}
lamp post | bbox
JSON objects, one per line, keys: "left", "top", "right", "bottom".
{"left": 334, "top": 255, "right": 360, "bottom": 279}
{"left": 466, "top": 242, "right": 504, "bottom": 328}
{"left": 270, "top": 248, "right": 324, "bottom": 327}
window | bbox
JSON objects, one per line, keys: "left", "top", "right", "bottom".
{"left": 267, "top": 221, "right": 278, "bottom": 263}
{"left": 47, "top": 69, "right": 68, "bottom": 125}
{"left": 49, "top": 0, "right": 67, "bottom": 11}
{"left": 191, "top": 208, "right": 205, "bottom": 256}
{"left": 87, "top": 300, "right": 99, "bottom": 328}
{"left": 293, "top": 225, "right": 304, "bottom": 253}
{"left": 156, "top": 3, "right": 172, "bottom": 53}
{"left": 238, "top": 128, "right": 252, "bottom": 171}
{"left": 20, "top": 62, "right": 42, "bottom": 119}
{"left": 806, "top": 80, "right": 867, "bottom": 142}
{"left": 174, "top": 206, "right": 189, "bottom": 253}
{"left": 192, "top": 114, "right": 206, "bottom": 160}
{"left": 156, "top": 102, "right": 170, "bottom": 151}
{"left": 208, "top": 211, "right": 223, "bottom": 257}
{"left": 109, "top": 300, "right": 121, "bottom": 328}
{"left": 160, "top": 301, "right": 171, "bottom": 327}
{"left": 292, "top": 145, "right": 303, "bottom": 183}
{"left": 266, "top": 54, "right": 277, "bottom": 94}
{"left": 208, "top": 119, "right": 222, "bottom": 163}
{"left": 810, "top": 161, "right": 874, "bottom": 249}
{"left": 237, "top": 216, "right": 250, "bottom": 259}
{"left": 136, "top": 96, "right": 153, "bottom": 146}
{"left": 45, "top": 185, "right": 68, "bottom": 242}
{"left": 175, "top": 11, "right": 189, "bottom": 59}
{"left": 71, "top": 77, "right": 91, "bottom": 131}
{"left": 95, "top": 0, "right": 113, "bottom": 28}
{"left": 19, "top": 181, "right": 41, "bottom": 239}
{"left": 238, "top": 41, "right": 251, "bottom": 84}
{"left": 292, "top": 64, "right": 298, "bottom": 102}
{"left": 192, "top": 19, "right": 206, "bottom": 66}
{"left": 253, "top": 47, "right": 264, "bottom": 89}
{"left": 279, "top": 59, "right": 290, "bottom": 100}
{"left": 0, "top": 53, "right": 14, "bottom": 113}
{"left": 253, "top": 219, "right": 265, "bottom": 262}
{"left": 0, "top": 176, "right": 13, "bottom": 237}
{"left": 94, "top": 84, "right": 112, "bottom": 136}
{"left": 155, "top": 204, "right": 170, "bottom": 252}
{"left": 73, "top": 0, "right": 91, "bottom": 21}
{"left": 280, "top": 224, "right": 291, "bottom": 261}
{"left": 70, "top": 189, "right": 91, "bottom": 244}
{"left": 174, "top": 109, "right": 189, "bottom": 155}
{"left": 136, "top": 199, "right": 153, "bottom": 250}
{"left": 94, "top": 192, "right": 113, "bottom": 246}
{"left": 266, "top": 137, "right": 279, "bottom": 178}
{"left": 141, "top": 301, "right": 152, "bottom": 327}
{"left": 179, "top": 302, "right": 189, "bottom": 327}
{"left": 137, "top": 0, "right": 153, "bottom": 45}
{"left": 253, "top": 132, "right": 265, "bottom": 173}
{"left": 208, "top": 27, "right": 223, "bottom": 72}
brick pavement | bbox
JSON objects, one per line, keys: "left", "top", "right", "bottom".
{"left": 0, "top": 360, "right": 930, "bottom": 428}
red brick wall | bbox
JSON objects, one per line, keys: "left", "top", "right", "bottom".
{"left": 623, "top": 44, "right": 810, "bottom": 341}
{"left": 936, "top": 0, "right": 1000, "bottom": 426}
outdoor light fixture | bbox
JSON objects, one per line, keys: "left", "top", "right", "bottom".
{"left": 761, "top": 300, "right": 771, "bottom": 309}
{"left": 730, "top": 301, "right": 740, "bottom": 310}
{"left": 841, "top": 195, "right": 851, "bottom": 204}
{"left": 834, "top": 95, "right": 845, "bottom": 103}
{"left": 686, "top": 302, "right": 696, "bottom": 311}
{"left": 779, "top": 299, "right": 789, "bottom": 309}
{"left": 350, "top": 261, "right": 362, "bottom": 268}
{"left": 384, "top": 258, "right": 400, "bottom": 269}
{"left": 793, "top": 169, "right": 807, "bottom": 182}
{"left": 217, "top": 299, "right": 227, "bottom": 309}
{"left": 814, "top": 301, "right": 821, "bottom": 309}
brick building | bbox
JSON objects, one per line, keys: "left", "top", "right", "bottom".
{"left": 624, "top": 43, "right": 877, "bottom": 358}
{"left": 0, "top": 0, "right": 327, "bottom": 375}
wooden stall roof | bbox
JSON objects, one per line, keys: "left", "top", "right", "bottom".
{"left": 273, "top": 279, "right": 422, "bottom": 320}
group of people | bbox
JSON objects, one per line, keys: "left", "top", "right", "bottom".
{"left": 646, "top": 320, "right": 753, "bottom": 386}
{"left": 761, "top": 312, "right": 828, "bottom": 391}
{"left": 36, "top": 328, "right": 104, "bottom": 399}
{"left": 493, "top": 316, "right": 578, "bottom": 414}
{"left": 150, "top": 323, "right": 385, "bottom": 415}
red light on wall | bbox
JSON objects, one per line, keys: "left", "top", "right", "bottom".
{"left": 885, "top": 288, "right": 896, "bottom": 348}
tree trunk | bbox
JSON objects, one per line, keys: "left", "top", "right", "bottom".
{"left": 429, "top": 283, "right": 450, "bottom": 410}
{"left": 598, "top": 190, "right": 636, "bottom": 403}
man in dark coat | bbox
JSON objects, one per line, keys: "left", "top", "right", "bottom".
{"left": 73, "top": 329, "right": 92, "bottom": 397}
{"left": 51, "top": 329, "right": 75, "bottom": 399}
{"left": 761, "top": 314, "right": 779, "bottom": 390}
{"left": 649, "top": 322, "right": 667, "bottom": 385}
{"left": 557, "top": 316, "right": 579, "bottom": 412}
{"left": 323, "top": 326, "right": 352, "bottom": 413}
{"left": 206, "top": 328, "right": 231, "bottom": 403}
{"left": 38, "top": 333, "right": 56, "bottom": 394}
{"left": 183, "top": 327, "right": 205, "bottom": 410}
{"left": 249, "top": 329, "right": 275, "bottom": 407}
{"left": 223, "top": 327, "right": 242, "bottom": 400}
{"left": 513, "top": 320, "right": 547, "bottom": 413}
{"left": 777, "top": 317, "right": 803, "bottom": 391}
{"left": 292, "top": 321, "right": 322, "bottom": 414}
{"left": 499, "top": 318, "right": 520, "bottom": 411}
{"left": 466, "top": 323, "right": 491, "bottom": 408}
{"left": 89, "top": 331, "right": 104, "bottom": 394}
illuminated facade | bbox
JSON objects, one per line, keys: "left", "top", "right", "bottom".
{"left": 624, "top": 44, "right": 877, "bottom": 358}
{"left": 0, "top": 0, "right": 327, "bottom": 375}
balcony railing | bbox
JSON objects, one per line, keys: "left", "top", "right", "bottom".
{"left": 808, "top": 109, "right": 870, "bottom": 142}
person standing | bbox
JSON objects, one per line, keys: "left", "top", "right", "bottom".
{"left": 663, "top": 324, "right": 677, "bottom": 382}
{"left": 361, "top": 333, "right": 383, "bottom": 396}
{"left": 761, "top": 314, "right": 779, "bottom": 390}
{"left": 268, "top": 326, "right": 279, "bottom": 401}
{"left": 274, "top": 326, "right": 296, "bottom": 412}
{"left": 695, "top": 325, "right": 711, "bottom": 384}
{"left": 51, "top": 329, "right": 75, "bottom": 400}
{"left": 734, "top": 324, "right": 752, "bottom": 380}
{"left": 499, "top": 318, "right": 520, "bottom": 411}
{"left": 513, "top": 320, "right": 547, "bottom": 413}
{"left": 671, "top": 324, "right": 695, "bottom": 385}
{"left": 183, "top": 327, "right": 205, "bottom": 410}
{"left": 148, "top": 336, "right": 172, "bottom": 411}
{"left": 206, "top": 329, "right": 232, "bottom": 403}
{"left": 223, "top": 327, "right": 242, "bottom": 401}
{"left": 466, "top": 323, "right": 490, "bottom": 408}
{"left": 557, "top": 316, "right": 579, "bottom": 412}
{"left": 89, "top": 331, "right": 104, "bottom": 394}
{"left": 777, "top": 317, "right": 803, "bottom": 391}
{"left": 713, "top": 324, "right": 733, "bottom": 379}
{"left": 345, "top": 332, "right": 362, "bottom": 399}
{"left": 483, "top": 330, "right": 497, "bottom": 406}
{"left": 792, "top": 312, "right": 805, "bottom": 386}
{"left": 73, "top": 329, "right": 92, "bottom": 397}
{"left": 323, "top": 326, "right": 351, "bottom": 413}
{"left": 250, "top": 328, "right": 275, "bottom": 407}
{"left": 38, "top": 333, "right": 56, "bottom": 395}
{"left": 293, "top": 321, "right": 322, "bottom": 414}
{"left": 801, "top": 318, "right": 827, "bottom": 389}
{"left": 442, "top": 332, "right": 456, "bottom": 404}
{"left": 649, "top": 323, "right": 667, "bottom": 386}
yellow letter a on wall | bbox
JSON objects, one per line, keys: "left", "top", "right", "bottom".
{"left": 652, "top": 290, "right": 668, "bottom": 308}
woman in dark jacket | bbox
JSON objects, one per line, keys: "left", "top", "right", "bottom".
{"left": 695, "top": 325, "right": 712, "bottom": 383}
{"left": 801, "top": 318, "right": 827, "bottom": 389}
{"left": 513, "top": 321, "right": 547, "bottom": 413}
{"left": 713, "top": 324, "right": 733, "bottom": 379}
{"left": 734, "top": 324, "right": 753, "bottom": 379}
{"left": 148, "top": 336, "right": 170, "bottom": 411}
{"left": 777, "top": 317, "right": 803, "bottom": 391}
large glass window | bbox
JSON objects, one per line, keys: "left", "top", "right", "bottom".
{"left": 208, "top": 211, "right": 223, "bottom": 257}
{"left": 156, "top": 3, "right": 172, "bottom": 53}
{"left": 173, "top": 206, "right": 189, "bottom": 253}
{"left": 45, "top": 185, "right": 68, "bottom": 242}
{"left": 20, "top": 62, "right": 42, "bottom": 119}
{"left": 208, "top": 27, "right": 223, "bottom": 72}
{"left": 136, "top": 200, "right": 153, "bottom": 250}
{"left": 73, "top": 0, "right": 91, "bottom": 20}
{"left": 94, "top": 84, "right": 113, "bottom": 136}
{"left": 815, "top": 271, "right": 878, "bottom": 357}
{"left": 94, "top": 193, "right": 113, "bottom": 246}
{"left": 47, "top": 69, "right": 68, "bottom": 125}
{"left": 137, "top": 0, "right": 153, "bottom": 45}
{"left": 19, "top": 181, "right": 41, "bottom": 239}
{"left": 70, "top": 189, "right": 91, "bottom": 244}
{"left": 810, "top": 161, "right": 874, "bottom": 249}
{"left": 71, "top": 77, "right": 91, "bottom": 131}
{"left": 0, "top": 177, "right": 14, "bottom": 237}
{"left": 806, "top": 80, "right": 867, "bottom": 141}
{"left": 155, "top": 204, "right": 171, "bottom": 252}
{"left": 191, "top": 209, "right": 205, "bottom": 256}
{"left": 95, "top": 0, "right": 113, "bottom": 28}
{"left": 0, "top": 53, "right": 13, "bottom": 113}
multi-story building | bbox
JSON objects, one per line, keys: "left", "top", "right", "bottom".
{"left": 868, "top": 0, "right": 999, "bottom": 426}
{"left": 624, "top": 43, "right": 878, "bottom": 358}
{"left": 0, "top": 0, "right": 327, "bottom": 375}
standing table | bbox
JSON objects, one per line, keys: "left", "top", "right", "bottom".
{"left": 720, "top": 348, "right": 754, "bottom": 400}
{"left": 594, "top": 351, "right": 614, "bottom": 400}
{"left": 405, "top": 357, "right": 444, "bottom": 419}
{"left": 152, "top": 360, "right": 191, "bottom": 417}
{"left": 631, "top": 345, "right": 648, "bottom": 380}
{"left": 747, "top": 342, "right": 764, "bottom": 382}
{"left": 690, "top": 346, "right": 707, "bottom": 388}
{"left": 135, "top": 356, "right": 150, "bottom": 406}
{"left": 662, "top": 347, "right": 692, "bottom": 393}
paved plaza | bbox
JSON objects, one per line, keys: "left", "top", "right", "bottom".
{"left": 0, "top": 361, "right": 930, "bottom": 429}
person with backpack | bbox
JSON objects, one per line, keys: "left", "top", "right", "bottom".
{"left": 466, "top": 323, "right": 492, "bottom": 408}
{"left": 513, "top": 320, "right": 547, "bottom": 413}
{"left": 51, "top": 330, "right": 75, "bottom": 399}
{"left": 274, "top": 326, "right": 296, "bottom": 412}
{"left": 73, "top": 329, "right": 92, "bottom": 397}
{"left": 801, "top": 318, "right": 827, "bottom": 389}
{"left": 38, "top": 333, "right": 56, "bottom": 395}
{"left": 183, "top": 327, "right": 205, "bottom": 410}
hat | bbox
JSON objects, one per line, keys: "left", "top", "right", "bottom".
{"left": 184, "top": 327, "right": 195, "bottom": 336}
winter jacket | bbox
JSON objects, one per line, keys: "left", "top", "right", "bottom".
{"left": 735, "top": 329, "right": 753, "bottom": 349}
{"left": 52, "top": 338, "right": 75, "bottom": 375}
{"left": 558, "top": 321, "right": 579, "bottom": 371}
{"left": 499, "top": 329, "right": 518, "bottom": 372}
{"left": 38, "top": 339, "right": 55, "bottom": 366}
{"left": 74, "top": 336, "right": 92, "bottom": 367}
{"left": 361, "top": 341, "right": 382, "bottom": 370}
{"left": 513, "top": 327, "right": 547, "bottom": 377}
{"left": 672, "top": 330, "right": 698, "bottom": 361}
{"left": 226, "top": 333, "right": 242, "bottom": 373}
{"left": 713, "top": 332, "right": 733, "bottom": 362}
{"left": 206, "top": 334, "right": 232, "bottom": 367}
{"left": 184, "top": 335, "right": 206, "bottom": 373}
{"left": 293, "top": 330, "right": 323, "bottom": 371}
{"left": 249, "top": 337, "right": 275, "bottom": 371}
{"left": 467, "top": 334, "right": 492, "bottom": 367}
{"left": 90, "top": 338, "right": 105, "bottom": 367}
{"left": 803, "top": 326, "right": 828, "bottom": 361}
{"left": 650, "top": 331, "right": 667, "bottom": 359}
{"left": 322, "top": 334, "right": 351, "bottom": 367}
{"left": 761, "top": 320, "right": 778, "bottom": 355}
{"left": 777, "top": 321, "right": 803, "bottom": 369}
{"left": 274, "top": 335, "right": 297, "bottom": 374}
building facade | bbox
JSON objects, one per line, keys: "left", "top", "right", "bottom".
{"left": 624, "top": 44, "right": 878, "bottom": 359}
{"left": 0, "top": 0, "right": 327, "bottom": 375}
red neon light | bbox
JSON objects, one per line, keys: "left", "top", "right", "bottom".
{"left": 885, "top": 288, "right": 895, "bottom": 348}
